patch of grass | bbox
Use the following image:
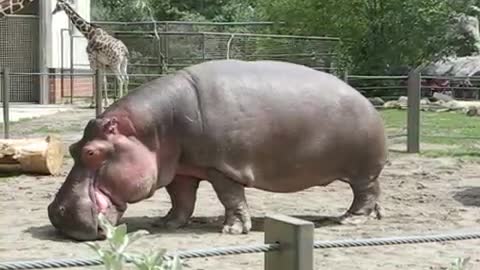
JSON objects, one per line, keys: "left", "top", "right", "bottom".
{"left": 379, "top": 109, "right": 480, "bottom": 158}
{"left": 29, "top": 126, "right": 64, "bottom": 134}
{"left": 379, "top": 109, "right": 407, "bottom": 132}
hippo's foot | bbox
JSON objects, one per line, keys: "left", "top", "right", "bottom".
{"left": 153, "top": 176, "right": 200, "bottom": 230}
{"left": 153, "top": 211, "right": 190, "bottom": 230}
{"left": 338, "top": 175, "right": 383, "bottom": 225}
{"left": 222, "top": 208, "right": 252, "bottom": 234}
{"left": 208, "top": 169, "right": 252, "bottom": 234}
{"left": 336, "top": 203, "right": 383, "bottom": 225}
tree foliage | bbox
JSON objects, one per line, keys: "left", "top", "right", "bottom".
{"left": 256, "top": 0, "right": 480, "bottom": 74}
{"left": 92, "top": 0, "right": 480, "bottom": 75}
{"left": 91, "top": 0, "right": 257, "bottom": 23}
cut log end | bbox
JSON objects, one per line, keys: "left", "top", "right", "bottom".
{"left": 0, "top": 135, "right": 65, "bottom": 175}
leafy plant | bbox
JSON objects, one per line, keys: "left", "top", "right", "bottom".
{"left": 448, "top": 257, "right": 471, "bottom": 270}
{"left": 85, "top": 214, "right": 182, "bottom": 270}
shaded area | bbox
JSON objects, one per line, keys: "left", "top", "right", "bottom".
{"left": 453, "top": 186, "right": 480, "bottom": 207}
{"left": 24, "top": 225, "right": 76, "bottom": 243}
{"left": 26, "top": 214, "right": 343, "bottom": 242}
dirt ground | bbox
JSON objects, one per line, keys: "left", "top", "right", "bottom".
{"left": 1, "top": 107, "right": 480, "bottom": 270}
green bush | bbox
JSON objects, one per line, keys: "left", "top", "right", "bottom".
{"left": 86, "top": 214, "right": 182, "bottom": 270}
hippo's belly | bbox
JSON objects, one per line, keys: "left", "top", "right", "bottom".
{"left": 180, "top": 60, "right": 387, "bottom": 192}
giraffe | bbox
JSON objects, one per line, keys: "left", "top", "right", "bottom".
{"left": 0, "top": 0, "right": 35, "bottom": 17}
{"left": 52, "top": 0, "right": 129, "bottom": 107}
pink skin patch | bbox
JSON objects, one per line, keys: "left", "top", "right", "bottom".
{"left": 94, "top": 189, "right": 110, "bottom": 213}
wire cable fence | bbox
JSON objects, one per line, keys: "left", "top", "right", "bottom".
{"left": 345, "top": 71, "right": 480, "bottom": 154}
{"left": 1, "top": 68, "right": 479, "bottom": 154}
{"left": 1, "top": 214, "right": 480, "bottom": 270}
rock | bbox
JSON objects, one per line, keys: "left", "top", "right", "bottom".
{"left": 420, "top": 98, "right": 431, "bottom": 105}
{"left": 398, "top": 96, "right": 408, "bottom": 106}
{"left": 433, "top": 100, "right": 445, "bottom": 106}
{"left": 443, "top": 100, "right": 464, "bottom": 110}
{"left": 368, "top": 97, "right": 385, "bottom": 106}
{"left": 433, "top": 92, "right": 454, "bottom": 102}
{"left": 383, "top": 100, "right": 401, "bottom": 109}
{"left": 465, "top": 106, "right": 479, "bottom": 116}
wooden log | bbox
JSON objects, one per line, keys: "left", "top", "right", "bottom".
{"left": 0, "top": 135, "right": 64, "bottom": 175}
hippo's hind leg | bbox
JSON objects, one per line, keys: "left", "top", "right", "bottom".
{"left": 153, "top": 175, "right": 200, "bottom": 230}
{"left": 339, "top": 173, "right": 383, "bottom": 224}
{"left": 207, "top": 169, "right": 252, "bottom": 234}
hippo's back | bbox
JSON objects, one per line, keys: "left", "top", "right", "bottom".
{"left": 181, "top": 60, "right": 387, "bottom": 191}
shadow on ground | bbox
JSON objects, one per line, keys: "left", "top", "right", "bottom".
{"left": 453, "top": 186, "right": 480, "bottom": 207}
{"left": 25, "top": 214, "right": 342, "bottom": 243}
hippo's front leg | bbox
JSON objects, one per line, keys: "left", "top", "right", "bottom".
{"left": 207, "top": 169, "right": 252, "bottom": 234}
{"left": 154, "top": 175, "right": 200, "bottom": 230}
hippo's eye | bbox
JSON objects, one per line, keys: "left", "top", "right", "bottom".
{"left": 87, "top": 150, "right": 95, "bottom": 156}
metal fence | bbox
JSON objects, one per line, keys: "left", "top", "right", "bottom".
{"left": 0, "top": 69, "right": 440, "bottom": 153}
{"left": 93, "top": 20, "right": 283, "bottom": 33}
{"left": 2, "top": 67, "right": 480, "bottom": 154}
{"left": 59, "top": 21, "right": 340, "bottom": 98}
{"left": 0, "top": 15, "right": 40, "bottom": 102}
{"left": 345, "top": 72, "right": 480, "bottom": 154}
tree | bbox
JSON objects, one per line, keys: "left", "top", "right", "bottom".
{"left": 256, "top": 0, "right": 475, "bottom": 74}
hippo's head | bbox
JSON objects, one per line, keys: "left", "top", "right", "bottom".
{"left": 48, "top": 116, "right": 159, "bottom": 241}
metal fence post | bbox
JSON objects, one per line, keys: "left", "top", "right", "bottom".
{"left": 95, "top": 70, "right": 103, "bottom": 117}
{"left": 2, "top": 68, "right": 9, "bottom": 139}
{"left": 264, "top": 214, "right": 314, "bottom": 270}
{"left": 407, "top": 70, "right": 421, "bottom": 153}
{"left": 343, "top": 69, "right": 349, "bottom": 82}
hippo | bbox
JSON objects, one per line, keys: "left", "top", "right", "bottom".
{"left": 47, "top": 59, "right": 388, "bottom": 241}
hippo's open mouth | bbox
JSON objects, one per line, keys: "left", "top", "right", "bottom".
{"left": 88, "top": 179, "right": 127, "bottom": 235}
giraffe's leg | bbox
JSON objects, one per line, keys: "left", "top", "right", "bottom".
{"left": 102, "top": 71, "right": 110, "bottom": 107}
{"left": 88, "top": 53, "right": 97, "bottom": 108}
{"left": 120, "top": 58, "right": 129, "bottom": 97}
{"left": 117, "top": 75, "right": 124, "bottom": 100}
{"left": 111, "top": 65, "right": 124, "bottom": 100}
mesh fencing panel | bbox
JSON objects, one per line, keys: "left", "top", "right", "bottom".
{"left": 0, "top": 15, "right": 39, "bottom": 102}
{"left": 83, "top": 22, "right": 341, "bottom": 95}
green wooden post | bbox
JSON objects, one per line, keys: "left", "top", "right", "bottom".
{"left": 264, "top": 214, "right": 314, "bottom": 270}
{"left": 95, "top": 70, "right": 103, "bottom": 117}
{"left": 2, "top": 68, "right": 10, "bottom": 139}
{"left": 407, "top": 70, "right": 421, "bottom": 153}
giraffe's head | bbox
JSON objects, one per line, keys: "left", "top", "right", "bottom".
{"left": 52, "top": 0, "right": 99, "bottom": 36}
{"left": 52, "top": 0, "right": 70, "bottom": 15}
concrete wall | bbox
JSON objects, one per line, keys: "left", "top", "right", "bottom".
{"left": 50, "top": 0, "right": 91, "bottom": 70}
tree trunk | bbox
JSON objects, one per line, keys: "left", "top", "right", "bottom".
{"left": 0, "top": 135, "right": 65, "bottom": 175}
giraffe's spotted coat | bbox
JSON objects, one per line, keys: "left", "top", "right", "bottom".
{"left": 53, "top": 0, "right": 130, "bottom": 106}
{"left": 0, "top": 0, "right": 35, "bottom": 17}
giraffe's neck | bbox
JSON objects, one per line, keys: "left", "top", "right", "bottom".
{"left": 0, "top": 0, "right": 35, "bottom": 17}
{"left": 59, "top": 1, "right": 95, "bottom": 38}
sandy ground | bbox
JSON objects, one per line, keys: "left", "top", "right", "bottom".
{"left": 1, "top": 108, "right": 480, "bottom": 270}
{"left": 0, "top": 104, "right": 76, "bottom": 123}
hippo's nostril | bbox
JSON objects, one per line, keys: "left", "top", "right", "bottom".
{"left": 59, "top": 206, "right": 65, "bottom": 215}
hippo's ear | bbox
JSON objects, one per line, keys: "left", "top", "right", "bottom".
{"left": 101, "top": 117, "right": 137, "bottom": 137}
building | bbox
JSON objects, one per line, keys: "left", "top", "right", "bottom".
{"left": 0, "top": 0, "right": 92, "bottom": 104}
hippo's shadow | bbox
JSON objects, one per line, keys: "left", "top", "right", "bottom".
{"left": 453, "top": 186, "right": 480, "bottom": 207}
{"left": 121, "top": 214, "right": 343, "bottom": 235}
{"left": 25, "top": 214, "right": 343, "bottom": 242}
{"left": 24, "top": 225, "right": 77, "bottom": 243}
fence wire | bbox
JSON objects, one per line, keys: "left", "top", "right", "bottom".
{"left": 1, "top": 230, "right": 480, "bottom": 270}
{"left": 88, "top": 20, "right": 340, "bottom": 80}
